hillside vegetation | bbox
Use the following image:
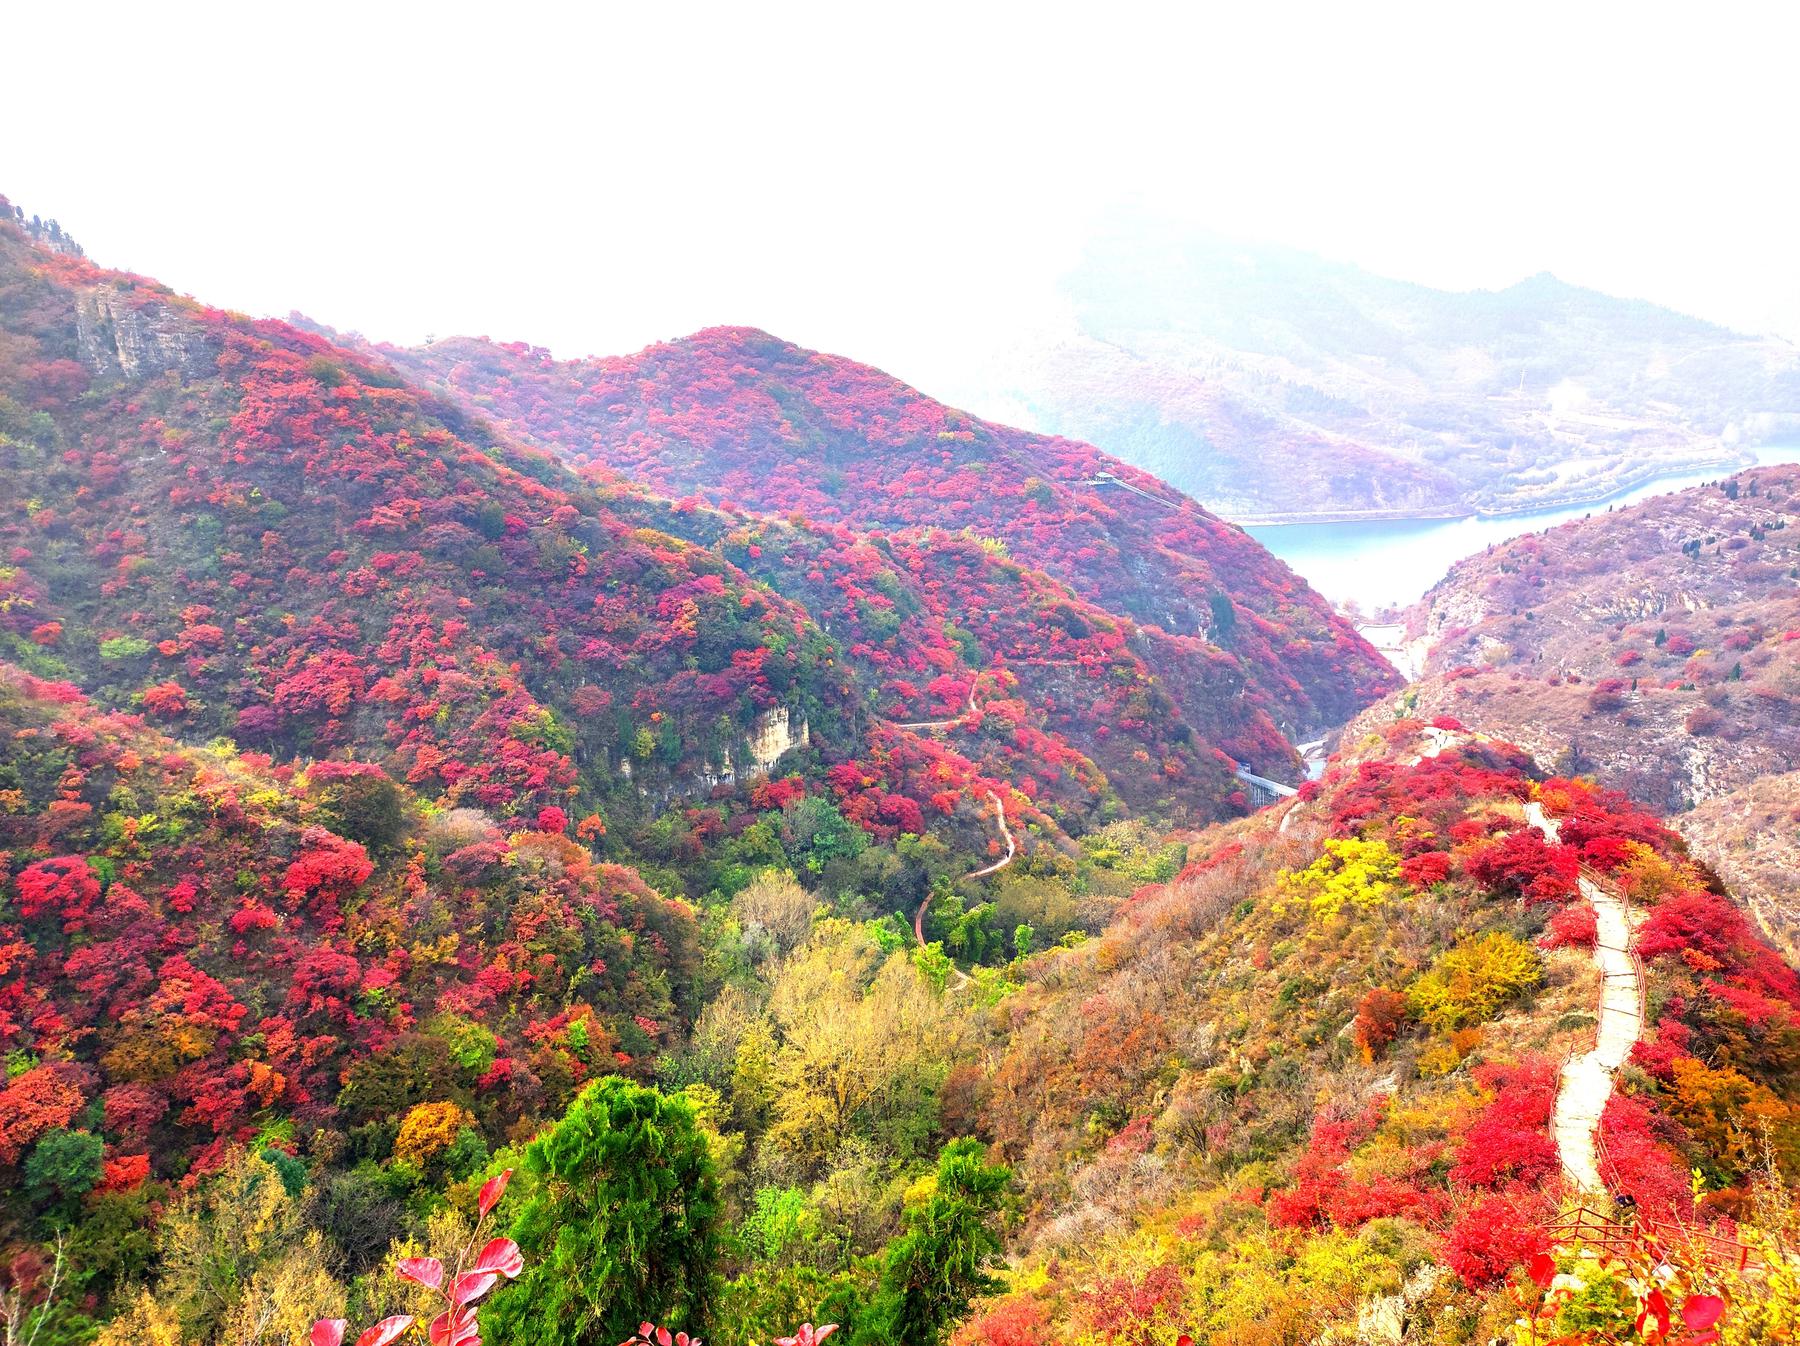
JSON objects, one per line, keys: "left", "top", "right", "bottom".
{"left": 3, "top": 197, "right": 1797, "bottom": 1346}
{"left": 1389, "top": 464, "right": 1800, "bottom": 963}
{"left": 373, "top": 324, "right": 1396, "bottom": 756}
{"left": 943, "top": 717, "right": 1800, "bottom": 1342}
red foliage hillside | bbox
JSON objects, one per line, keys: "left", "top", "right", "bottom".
{"left": 0, "top": 664, "right": 694, "bottom": 1180}
{"left": 609, "top": 501, "right": 1254, "bottom": 820}
{"left": 377, "top": 327, "right": 1398, "bottom": 753}
{"left": 0, "top": 211, "right": 1104, "bottom": 857}
{"left": 958, "top": 721, "right": 1800, "bottom": 1339}
{"left": 0, "top": 219, "right": 851, "bottom": 834}
{"left": 0, "top": 206, "right": 1390, "bottom": 847}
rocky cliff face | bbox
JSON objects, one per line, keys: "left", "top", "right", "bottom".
{"left": 621, "top": 705, "right": 810, "bottom": 792}
{"left": 745, "top": 705, "right": 808, "bottom": 772}
{"left": 704, "top": 705, "right": 810, "bottom": 788}
{"left": 1379, "top": 465, "right": 1800, "bottom": 812}
{"left": 76, "top": 287, "right": 216, "bottom": 381}
{"left": 1678, "top": 769, "right": 1800, "bottom": 966}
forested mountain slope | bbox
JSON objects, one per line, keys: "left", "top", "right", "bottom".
{"left": 371, "top": 325, "right": 1397, "bottom": 751}
{"left": 0, "top": 663, "right": 698, "bottom": 1280}
{"left": 0, "top": 204, "right": 1159, "bottom": 884}
{"left": 0, "top": 203, "right": 1399, "bottom": 865}
{"left": 947, "top": 718, "right": 1800, "bottom": 1342}
{"left": 0, "top": 216, "right": 844, "bottom": 828}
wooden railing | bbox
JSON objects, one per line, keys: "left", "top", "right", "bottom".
{"left": 1575, "top": 859, "right": 1648, "bottom": 1193}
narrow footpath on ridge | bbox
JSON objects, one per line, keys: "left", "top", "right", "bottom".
{"left": 1387, "top": 726, "right": 1646, "bottom": 1193}
{"left": 1526, "top": 800, "right": 1645, "bottom": 1194}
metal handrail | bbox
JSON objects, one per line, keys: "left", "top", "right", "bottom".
{"left": 1550, "top": 1202, "right": 1758, "bottom": 1276}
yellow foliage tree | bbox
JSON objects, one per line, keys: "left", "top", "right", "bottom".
{"left": 1407, "top": 931, "right": 1542, "bottom": 1031}
{"left": 1613, "top": 841, "right": 1701, "bottom": 906}
{"left": 140, "top": 1149, "right": 306, "bottom": 1340}
{"left": 394, "top": 1100, "right": 475, "bottom": 1169}
{"left": 92, "top": 1290, "right": 186, "bottom": 1346}
{"left": 220, "top": 1230, "right": 345, "bottom": 1345}
{"left": 1278, "top": 838, "right": 1408, "bottom": 920}
{"left": 761, "top": 920, "right": 957, "bottom": 1172}
{"left": 1666, "top": 1057, "right": 1800, "bottom": 1182}
{"left": 730, "top": 869, "right": 816, "bottom": 961}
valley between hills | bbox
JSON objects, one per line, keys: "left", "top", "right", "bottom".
{"left": 0, "top": 198, "right": 1797, "bottom": 1346}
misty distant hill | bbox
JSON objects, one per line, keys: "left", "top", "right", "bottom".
{"left": 971, "top": 219, "right": 1800, "bottom": 520}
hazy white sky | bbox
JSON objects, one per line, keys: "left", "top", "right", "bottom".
{"left": 7, "top": 1, "right": 1798, "bottom": 396}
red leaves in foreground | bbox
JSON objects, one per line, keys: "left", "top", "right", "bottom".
{"left": 317, "top": 1170, "right": 519, "bottom": 1346}
{"left": 396, "top": 1258, "right": 444, "bottom": 1290}
{"left": 427, "top": 1309, "right": 478, "bottom": 1346}
{"left": 622, "top": 1325, "right": 702, "bottom": 1346}
{"left": 448, "top": 1272, "right": 497, "bottom": 1308}
{"left": 1514, "top": 1242, "right": 1729, "bottom": 1344}
{"left": 470, "top": 1238, "right": 524, "bottom": 1278}
{"left": 1527, "top": 1252, "right": 1556, "bottom": 1288}
{"left": 1682, "top": 1294, "right": 1726, "bottom": 1331}
{"left": 358, "top": 1317, "right": 417, "bottom": 1346}
{"left": 477, "top": 1167, "right": 511, "bottom": 1216}
{"left": 774, "top": 1328, "right": 837, "bottom": 1346}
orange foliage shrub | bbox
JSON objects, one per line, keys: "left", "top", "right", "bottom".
{"left": 393, "top": 1100, "right": 475, "bottom": 1168}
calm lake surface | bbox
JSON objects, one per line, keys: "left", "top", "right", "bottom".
{"left": 1244, "top": 445, "right": 1800, "bottom": 613}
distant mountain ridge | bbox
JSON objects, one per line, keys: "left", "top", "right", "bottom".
{"left": 959, "top": 219, "right": 1800, "bottom": 520}
{"left": 372, "top": 324, "right": 1397, "bottom": 770}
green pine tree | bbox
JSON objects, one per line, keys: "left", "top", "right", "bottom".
{"left": 845, "top": 1139, "right": 1012, "bottom": 1345}
{"left": 484, "top": 1077, "right": 720, "bottom": 1345}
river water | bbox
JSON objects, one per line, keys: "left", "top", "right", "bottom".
{"left": 1243, "top": 445, "right": 1800, "bottom": 614}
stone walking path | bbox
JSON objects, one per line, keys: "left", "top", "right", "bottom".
{"left": 1411, "top": 730, "right": 1645, "bottom": 1193}
{"left": 1525, "top": 801, "right": 1644, "bottom": 1194}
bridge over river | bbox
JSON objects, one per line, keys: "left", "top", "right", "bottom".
{"left": 1234, "top": 766, "right": 1297, "bottom": 808}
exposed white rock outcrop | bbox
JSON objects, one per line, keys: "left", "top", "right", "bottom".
{"left": 76, "top": 288, "right": 216, "bottom": 381}
{"left": 699, "top": 706, "right": 810, "bottom": 789}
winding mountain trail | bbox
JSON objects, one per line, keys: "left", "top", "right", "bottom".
{"left": 1405, "top": 728, "right": 1645, "bottom": 1192}
{"left": 912, "top": 788, "right": 1012, "bottom": 992}
{"left": 884, "top": 684, "right": 1015, "bottom": 881}
{"left": 1525, "top": 801, "right": 1645, "bottom": 1194}
{"left": 964, "top": 789, "right": 1016, "bottom": 878}
{"left": 890, "top": 684, "right": 982, "bottom": 732}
